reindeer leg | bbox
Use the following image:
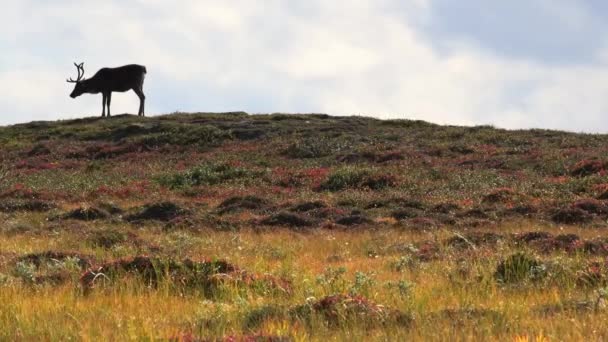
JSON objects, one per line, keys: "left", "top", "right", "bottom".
{"left": 107, "top": 92, "right": 112, "bottom": 117}
{"left": 101, "top": 93, "right": 106, "bottom": 117}
{"left": 134, "top": 88, "right": 145, "bottom": 116}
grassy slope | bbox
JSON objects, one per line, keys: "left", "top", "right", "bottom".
{"left": 1, "top": 112, "right": 608, "bottom": 340}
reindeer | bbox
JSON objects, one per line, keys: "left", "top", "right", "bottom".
{"left": 67, "top": 62, "right": 147, "bottom": 117}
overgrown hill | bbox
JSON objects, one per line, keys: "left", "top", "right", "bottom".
{"left": 4, "top": 112, "right": 608, "bottom": 340}
{"left": 2, "top": 112, "right": 608, "bottom": 229}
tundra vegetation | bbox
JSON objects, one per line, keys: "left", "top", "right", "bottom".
{"left": 2, "top": 112, "right": 608, "bottom": 340}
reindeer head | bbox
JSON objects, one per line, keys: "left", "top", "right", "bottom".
{"left": 66, "top": 62, "right": 86, "bottom": 98}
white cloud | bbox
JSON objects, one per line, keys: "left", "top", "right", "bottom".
{"left": 0, "top": 0, "right": 606, "bottom": 132}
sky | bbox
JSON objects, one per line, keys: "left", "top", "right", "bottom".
{"left": 1, "top": 0, "right": 608, "bottom": 132}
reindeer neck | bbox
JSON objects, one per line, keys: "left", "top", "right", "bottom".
{"left": 81, "top": 78, "right": 102, "bottom": 94}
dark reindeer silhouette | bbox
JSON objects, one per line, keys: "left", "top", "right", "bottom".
{"left": 67, "top": 62, "right": 147, "bottom": 117}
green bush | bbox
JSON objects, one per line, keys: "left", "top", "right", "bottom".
{"left": 319, "top": 167, "right": 395, "bottom": 191}
{"left": 158, "top": 163, "right": 255, "bottom": 189}
{"left": 320, "top": 167, "right": 368, "bottom": 191}
{"left": 283, "top": 138, "right": 333, "bottom": 159}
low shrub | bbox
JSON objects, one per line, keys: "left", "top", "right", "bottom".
{"left": 26, "top": 143, "right": 51, "bottom": 156}
{"left": 482, "top": 188, "right": 517, "bottom": 204}
{"left": 260, "top": 212, "right": 314, "bottom": 228}
{"left": 62, "top": 206, "right": 110, "bottom": 221}
{"left": 551, "top": 207, "right": 593, "bottom": 224}
{"left": 217, "top": 196, "right": 270, "bottom": 214}
{"left": 514, "top": 231, "right": 553, "bottom": 243}
{"left": 12, "top": 251, "right": 92, "bottom": 285}
{"left": 392, "top": 208, "right": 421, "bottom": 220}
{"left": 87, "top": 229, "right": 128, "bottom": 249}
{"left": 126, "top": 202, "right": 187, "bottom": 222}
{"left": 446, "top": 232, "right": 503, "bottom": 249}
{"left": 290, "top": 294, "right": 411, "bottom": 327}
{"left": 290, "top": 201, "right": 327, "bottom": 212}
{"left": 131, "top": 124, "right": 230, "bottom": 148}
{"left": 79, "top": 256, "right": 292, "bottom": 294}
{"left": 572, "top": 199, "right": 608, "bottom": 215}
{"left": 282, "top": 138, "right": 333, "bottom": 159}
{"left": 319, "top": 167, "right": 395, "bottom": 191}
{"left": 157, "top": 162, "right": 256, "bottom": 189}
{"left": 530, "top": 234, "right": 582, "bottom": 254}
{"left": 0, "top": 199, "right": 54, "bottom": 212}
{"left": 571, "top": 159, "right": 606, "bottom": 177}
{"left": 335, "top": 215, "right": 373, "bottom": 226}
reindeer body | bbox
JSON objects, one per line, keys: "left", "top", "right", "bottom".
{"left": 67, "top": 63, "right": 147, "bottom": 117}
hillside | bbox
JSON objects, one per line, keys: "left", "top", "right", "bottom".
{"left": 2, "top": 112, "right": 608, "bottom": 340}
{"left": 1, "top": 112, "right": 608, "bottom": 228}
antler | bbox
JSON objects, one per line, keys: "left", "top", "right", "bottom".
{"left": 66, "top": 62, "right": 85, "bottom": 83}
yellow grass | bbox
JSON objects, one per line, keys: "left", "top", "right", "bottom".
{"left": 2, "top": 222, "right": 608, "bottom": 341}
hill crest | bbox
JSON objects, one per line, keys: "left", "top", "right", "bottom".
{"left": 1, "top": 111, "right": 608, "bottom": 229}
